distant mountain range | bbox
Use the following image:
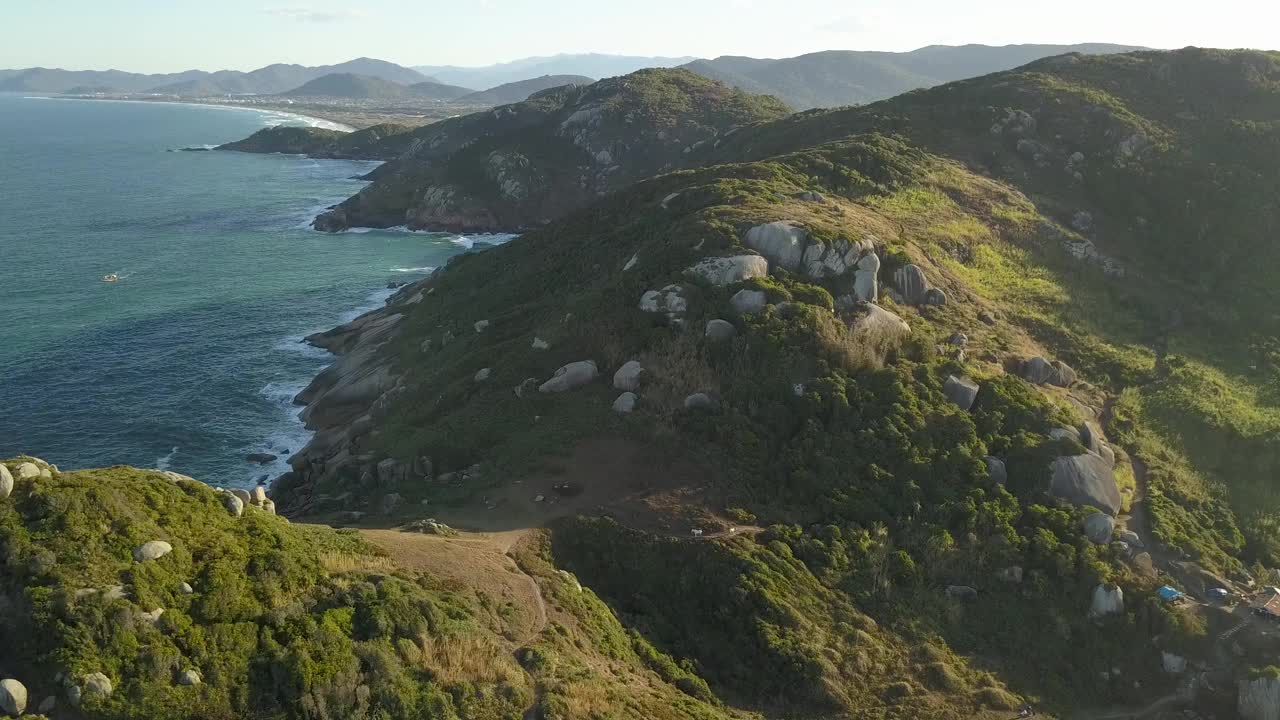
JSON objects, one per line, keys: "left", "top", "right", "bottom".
{"left": 0, "top": 46, "right": 1147, "bottom": 108}
{"left": 681, "top": 43, "right": 1146, "bottom": 109}
{"left": 456, "top": 75, "right": 594, "bottom": 105}
{"left": 0, "top": 57, "right": 431, "bottom": 95}
{"left": 281, "top": 73, "right": 473, "bottom": 101}
{"left": 412, "top": 54, "right": 694, "bottom": 89}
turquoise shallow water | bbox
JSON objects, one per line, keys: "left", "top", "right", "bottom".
{"left": 0, "top": 94, "right": 478, "bottom": 487}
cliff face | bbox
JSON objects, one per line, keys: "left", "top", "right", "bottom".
{"left": 1239, "top": 674, "right": 1280, "bottom": 720}
{"left": 311, "top": 68, "right": 792, "bottom": 233}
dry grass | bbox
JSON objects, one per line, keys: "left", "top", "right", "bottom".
{"left": 321, "top": 552, "right": 398, "bottom": 575}
{"left": 819, "top": 308, "right": 905, "bottom": 372}
{"left": 639, "top": 333, "right": 720, "bottom": 420}
{"left": 417, "top": 632, "right": 527, "bottom": 687}
{"left": 554, "top": 677, "right": 615, "bottom": 716}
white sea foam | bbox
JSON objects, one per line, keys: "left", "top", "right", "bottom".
{"left": 155, "top": 446, "right": 179, "bottom": 470}
{"left": 250, "top": 381, "right": 314, "bottom": 486}
{"left": 338, "top": 288, "right": 397, "bottom": 323}
{"left": 390, "top": 266, "right": 436, "bottom": 273}
{"left": 451, "top": 233, "right": 520, "bottom": 249}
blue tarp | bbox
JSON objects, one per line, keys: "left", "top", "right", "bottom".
{"left": 1157, "top": 585, "right": 1183, "bottom": 601}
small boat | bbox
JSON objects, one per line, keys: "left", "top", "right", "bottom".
{"left": 102, "top": 274, "right": 119, "bottom": 282}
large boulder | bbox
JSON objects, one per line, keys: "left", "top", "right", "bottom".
{"left": 801, "top": 237, "right": 874, "bottom": 279}
{"left": 943, "top": 376, "right": 979, "bottom": 411}
{"left": 0, "top": 464, "right": 11, "bottom": 499}
{"left": 376, "top": 458, "right": 407, "bottom": 486}
{"left": 704, "top": 319, "right": 737, "bottom": 343}
{"left": 1161, "top": 652, "right": 1187, "bottom": 674}
{"left": 540, "top": 360, "right": 599, "bottom": 393}
{"left": 685, "top": 255, "right": 768, "bottom": 286}
{"left": 1021, "top": 356, "right": 1077, "bottom": 387}
{"left": 893, "top": 264, "right": 932, "bottom": 305}
{"left": 853, "top": 252, "right": 880, "bottom": 301}
{"left": 684, "top": 393, "right": 718, "bottom": 410}
{"left": 730, "top": 289, "right": 767, "bottom": 315}
{"left": 1083, "top": 512, "right": 1116, "bottom": 544}
{"left": 15, "top": 462, "right": 40, "bottom": 481}
{"left": 853, "top": 303, "right": 910, "bottom": 336}
{"left": 744, "top": 222, "right": 807, "bottom": 271}
{"left": 1238, "top": 672, "right": 1280, "bottom": 720}
{"left": 1089, "top": 584, "right": 1125, "bottom": 617}
{"left": 133, "top": 540, "right": 173, "bottom": 562}
{"left": 1051, "top": 454, "right": 1122, "bottom": 515}
{"left": 613, "top": 360, "right": 644, "bottom": 392}
{"left": 0, "top": 679, "right": 26, "bottom": 717}
{"left": 612, "top": 392, "right": 638, "bottom": 414}
{"left": 639, "top": 285, "right": 688, "bottom": 322}
{"left": 223, "top": 493, "right": 244, "bottom": 518}
{"left": 250, "top": 486, "right": 267, "bottom": 505}
{"left": 1079, "top": 422, "right": 1102, "bottom": 453}
{"left": 230, "top": 488, "right": 252, "bottom": 506}
{"left": 83, "top": 672, "right": 114, "bottom": 699}
{"left": 177, "top": 669, "right": 202, "bottom": 686}
{"left": 985, "top": 456, "right": 1008, "bottom": 485}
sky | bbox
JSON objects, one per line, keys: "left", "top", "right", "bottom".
{"left": 1, "top": 0, "right": 1275, "bottom": 73}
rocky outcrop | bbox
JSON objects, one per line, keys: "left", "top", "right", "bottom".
{"left": 893, "top": 264, "right": 935, "bottom": 306}
{"left": 82, "top": 672, "right": 114, "bottom": 699}
{"left": 541, "top": 361, "right": 599, "bottom": 393}
{"left": 1051, "top": 454, "right": 1122, "bottom": 515}
{"left": 177, "top": 669, "right": 202, "bottom": 686}
{"left": 685, "top": 255, "right": 768, "bottom": 286}
{"left": 223, "top": 493, "right": 244, "bottom": 517}
{"left": 852, "top": 303, "right": 911, "bottom": 336}
{"left": 743, "top": 222, "right": 875, "bottom": 281}
{"left": 0, "top": 464, "right": 11, "bottom": 498}
{"left": 274, "top": 276, "right": 436, "bottom": 515}
{"left": 854, "top": 252, "right": 880, "bottom": 301}
{"left": 1239, "top": 673, "right": 1280, "bottom": 720}
{"left": 684, "top": 393, "right": 718, "bottom": 410}
{"left": 1089, "top": 583, "right": 1125, "bottom": 617}
{"left": 986, "top": 456, "right": 1008, "bottom": 485}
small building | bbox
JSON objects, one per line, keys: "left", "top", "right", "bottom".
{"left": 1157, "top": 585, "right": 1184, "bottom": 602}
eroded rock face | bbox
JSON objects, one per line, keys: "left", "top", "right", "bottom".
{"left": 893, "top": 264, "right": 932, "bottom": 305}
{"left": 1238, "top": 673, "right": 1280, "bottom": 720}
{"left": 854, "top": 252, "right": 880, "bottom": 301}
{"left": 1051, "top": 454, "right": 1122, "bottom": 515}
{"left": 540, "top": 361, "right": 599, "bottom": 393}
{"left": 685, "top": 255, "right": 769, "bottom": 286}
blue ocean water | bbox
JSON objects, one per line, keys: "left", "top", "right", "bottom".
{"left": 0, "top": 94, "right": 476, "bottom": 487}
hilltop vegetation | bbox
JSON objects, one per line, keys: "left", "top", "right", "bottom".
{"left": 279, "top": 73, "right": 474, "bottom": 101}
{"left": 713, "top": 46, "right": 1280, "bottom": 570}
{"left": 309, "top": 68, "right": 791, "bottom": 233}
{"left": 457, "top": 75, "right": 595, "bottom": 106}
{"left": 0, "top": 457, "right": 742, "bottom": 720}
{"left": 682, "top": 44, "right": 1143, "bottom": 110}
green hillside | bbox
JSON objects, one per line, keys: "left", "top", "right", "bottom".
{"left": 280, "top": 73, "right": 413, "bottom": 100}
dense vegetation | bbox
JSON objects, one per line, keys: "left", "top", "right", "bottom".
{"left": 306, "top": 68, "right": 791, "bottom": 232}
{"left": 0, "top": 458, "right": 736, "bottom": 720}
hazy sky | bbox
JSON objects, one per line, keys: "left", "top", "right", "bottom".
{"left": 3, "top": 0, "right": 1275, "bottom": 72}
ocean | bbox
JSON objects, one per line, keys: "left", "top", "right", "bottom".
{"left": 0, "top": 94, "right": 482, "bottom": 488}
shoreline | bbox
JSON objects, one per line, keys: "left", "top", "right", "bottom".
{"left": 30, "top": 94, "right": 356, "bottom": 131}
